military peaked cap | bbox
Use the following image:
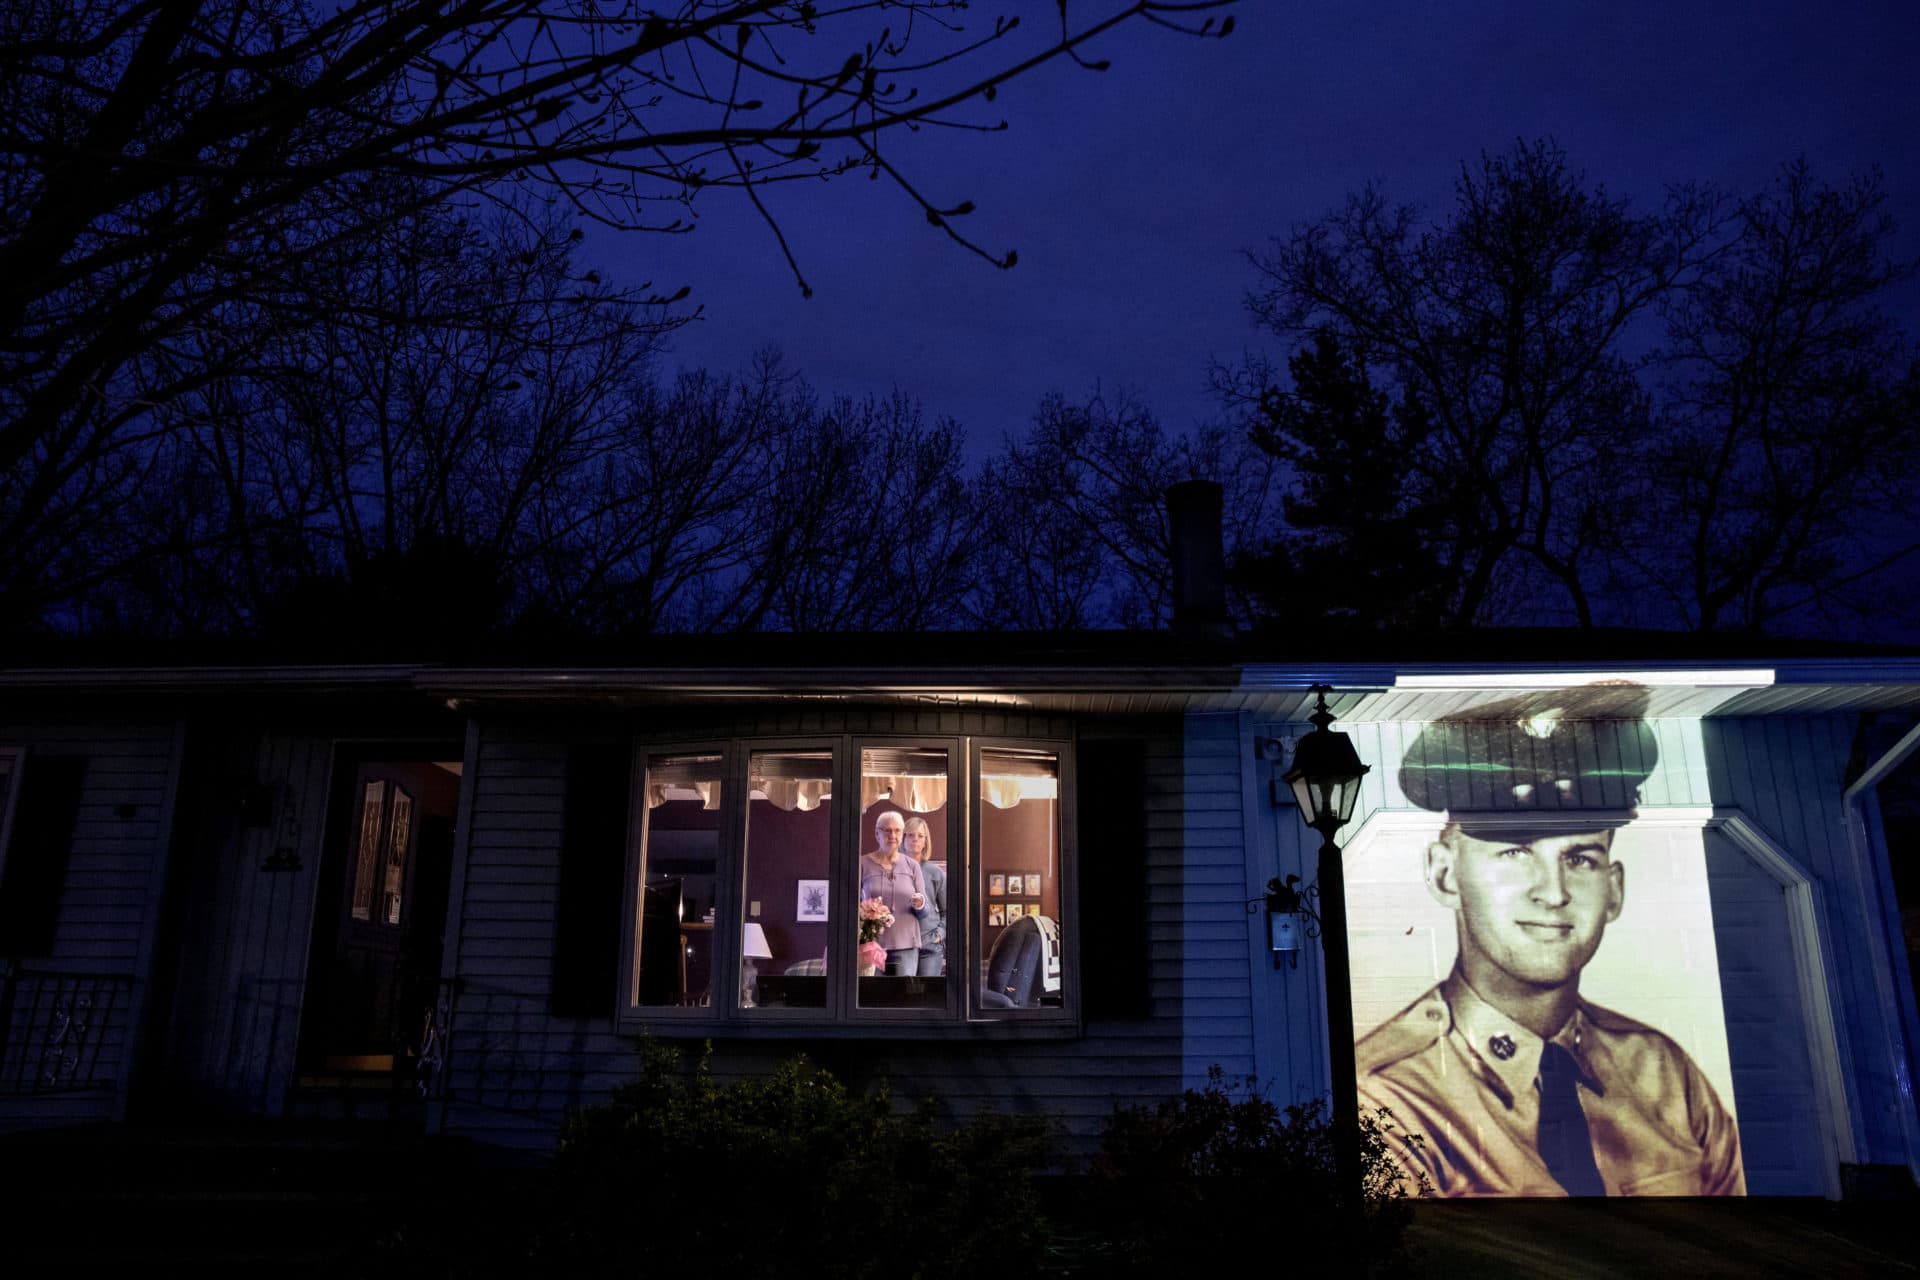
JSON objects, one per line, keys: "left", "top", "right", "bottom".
{"left": 1398, "top": 683, "right": 1658, "bottom": 838}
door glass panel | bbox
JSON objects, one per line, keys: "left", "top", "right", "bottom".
{"left": 857, "top": 746, "right": 948, "bottom": 1010}
{"left": 741, "top": 750, "right": 833, "bottom": 1009}
{"left": 979, "top": 748, "right": 1063, "bottom": 1013}
{"left": 350, "top": 779, "right": 387, "bottom": 921}
{"left": 635, "top": 753, "right": 722, "bottom": 1007}
{"left": 383, "top": 788, "right": 413, "bottom": 925}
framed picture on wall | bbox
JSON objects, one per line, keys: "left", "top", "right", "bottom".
{"left": 1006, "top": 903, "right": 1024, "bottom": 922}
{"left": 988, "top": 905, "right": 1005, "bottom": 927}
{"left": 1007, "top": 875, "right": 1024, "bottom": 895}
{"left": 988, "top": 874, "right": 1005, "bottom": 896}
{"left": 796, "top": 879, "right": 829, "bottom": 922}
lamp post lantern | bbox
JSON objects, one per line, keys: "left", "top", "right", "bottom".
{"left": 1280, "top": 684, "right": 1371, "bottom": 1203}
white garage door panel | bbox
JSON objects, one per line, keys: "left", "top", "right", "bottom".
{"left": 1342, "top": 816, "right": 1838, "bottom": 1197}
{"left": 1704, "top": 830, "right": 1827, "bottom": 1196}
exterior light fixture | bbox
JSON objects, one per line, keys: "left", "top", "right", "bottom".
{"left": 1281, "top": 690, "right": 1370, "bottom": 833}
{"left": 1261, "top": 873, "right": 1320, "bottom": 969}
{"left": 1282, "top": 684, "right": 1370, "bottom": 1209}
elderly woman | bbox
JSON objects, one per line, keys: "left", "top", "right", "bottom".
{"left": 904, "top": 816, "right": 946, "bottom": 977}
{"left": 859, "top": 809, "right": 927, "bottom": 975}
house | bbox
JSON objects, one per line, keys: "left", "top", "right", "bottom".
{"left": 2, "top": 516, "right": 1918, "bottom": 1198}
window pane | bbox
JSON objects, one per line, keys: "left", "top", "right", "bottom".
{"left": 635, "top": 753, "right": 723, "bottom": 1007}
{"left": 383, "top": 788, "right": 412, "bottom": 925}
{"left": 857, "top": 747, "right": 948, "bottom": 1010}
{"left": 350, "top": 780, "right": 386, "bottom": 921}
{"left": 741, "top": 750, "right": 833, "bottom": 1010}
{"left": 979, "top": 748, "right": 1063, "bottom": 1012}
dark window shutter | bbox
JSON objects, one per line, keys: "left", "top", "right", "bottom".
{"left": 1078, "top": 739, "right": 1150, "bottom": 1020}
{"left": 0, "top": 755, "right": 88, "bottom": 957}
{"left": 551, "top": 744, "right": 631, "bottom": 1017}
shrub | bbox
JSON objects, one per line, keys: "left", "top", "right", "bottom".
{"left": 1086, "top": 1068, "right": 1426, "bottom": 1275}
{"left": 550, "top": 1039, "right": 1055, "bottom": 1278}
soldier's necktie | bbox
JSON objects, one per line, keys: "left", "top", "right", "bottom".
{"left": 1538, "top": 1043, "right": 1606, "bottom": 1196}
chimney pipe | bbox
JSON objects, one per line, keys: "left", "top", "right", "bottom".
{"left": 1166, "top": 480, "right": 1231, "bottom": 641}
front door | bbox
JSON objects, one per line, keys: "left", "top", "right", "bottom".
{"left": 304, "top": 759, "right": 459, "bottom": 1079}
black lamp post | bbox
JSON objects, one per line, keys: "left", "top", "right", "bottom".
{"left": 1280, "top": 684, "right": 1371, "bottom": 1204}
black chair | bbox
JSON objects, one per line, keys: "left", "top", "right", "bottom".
{"left": 980, "top": 914, "right": 1059, "bottom": 1008}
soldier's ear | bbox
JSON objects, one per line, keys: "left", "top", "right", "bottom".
{"left": 1605, "top": 859, "right": 1624, "bottom": 923}
{"left": 1425, "top": 840, "right": 1461, "bottom": 911}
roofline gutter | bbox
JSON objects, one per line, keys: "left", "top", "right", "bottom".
{"left": 0, "top": 665, "right": 428, "bottom": 691}
{"left": 413, "top": 665, "right": 1243, "bottom": 698}
{"left": 0, "top": 663, "right": 1243, "bottom": 697}
{"left": 1242, "top": 657, "right": 1920, "bottom": 690}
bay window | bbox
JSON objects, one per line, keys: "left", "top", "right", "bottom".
{"left": 621, "top": 736, "right": 1071, "bottom": 1030}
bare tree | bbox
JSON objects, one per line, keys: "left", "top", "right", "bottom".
{"left": 1240, "top": 139, "right": 1716, "bottom": 626}
{"left": 44, "top": 194, "right": 672, "bottom": 639}
{"left": 0, "top": 0, "right": 1238, "bottom": 622}
{"left": 754, "top": 390, "right": 979, "bottom": 632}
{"left": 1644, "top": 161, "right": 1920, "bottom": 633}
{"left": 967, "top": 450, "right": 1111, "bottom": 630}
{"left": 975, "top": 388, "right": 1277, "bottom": 628}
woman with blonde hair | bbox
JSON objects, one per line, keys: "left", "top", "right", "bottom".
{"left": 903, "top": 815, "right": 946, "bottom": 977}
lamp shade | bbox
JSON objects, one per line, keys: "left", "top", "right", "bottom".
{"left": 741, "top": 923, "right": 773, "bottom": 960}
{"left": 1283, "top": 722, "right": 1370, "bottom": 829}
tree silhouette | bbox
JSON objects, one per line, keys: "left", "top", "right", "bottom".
{"left": 1229, "top": 140, "right": 1919, "bottom": 634}
{"left": 0, "top": 0, "right": 1238, "bottom": 621}
{"left": 1234, "top": 332, "right": 1450, "bottom": 630}
{"left": 1645, "top": 161, "right": 1920, "bottom": 631}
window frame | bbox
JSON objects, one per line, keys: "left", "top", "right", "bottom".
{"left": 734, "top": 735, "right": 846, "bottom": 1023}
{"left": 615, "top": 731, "right": 1077, "bottom": 1037}
{"left": 845, "top": 734, "right": 964, "bottom": 1024}
{"left": 969, "top": 737, "right": 1077, "bottom": 1023}
{"left": 618, "top": 739, "right": 734, "bottom": 1022}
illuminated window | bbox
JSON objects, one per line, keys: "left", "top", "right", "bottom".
{"left": 976, "top": 748, "right": 1064, "bottom": 1014}
{"left": 630, "top": 752, "right": 723, "bottom": 1007}
{"left": 620, "top": 738, "right": 1071, "bottom": 1029}
{"left": 743, "top": 749, "right": 833, "bottom": 1010}
{"left": 856, "top": 745, "right": 950, "bottom": 1012}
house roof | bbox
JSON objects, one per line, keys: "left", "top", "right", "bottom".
{"left": 4, "top": 626, "right": 1920, "bottom": 721}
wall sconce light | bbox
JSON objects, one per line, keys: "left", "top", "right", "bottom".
{"left": 1250, "top": 873, "right": 1321, "bottom": 969}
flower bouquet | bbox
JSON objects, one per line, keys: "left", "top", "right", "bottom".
{"left": 858, "top": 896, "right": 895, "bottom": 976}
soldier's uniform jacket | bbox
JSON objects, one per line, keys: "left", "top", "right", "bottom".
{"left": 1358, "top": 972, "right": 1745, "bottom": 1197}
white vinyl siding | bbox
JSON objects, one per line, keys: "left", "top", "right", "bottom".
{"left": 0, "top": 721, "right": 182, "bottom": 1131}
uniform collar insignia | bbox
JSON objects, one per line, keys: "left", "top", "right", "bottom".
{"left": 1560, "top": 1004, "right": 1608, "bottom": 1098}
{"left": 1441, "top": 972, "right": 1540, "bottom": 1109}
{"left": 1441, "top": 973, "right": 1608, "bottom": 1106}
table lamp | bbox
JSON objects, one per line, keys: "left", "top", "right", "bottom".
{"left": 741, "top": 922, "right": 773, "bottom": 1008}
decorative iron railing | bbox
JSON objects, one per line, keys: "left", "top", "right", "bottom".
{"left": 0, "top": 965, "right": 134, "bottom": 1094}
{"left": 415, "top": 977, "right": 457, "bottom": 1102}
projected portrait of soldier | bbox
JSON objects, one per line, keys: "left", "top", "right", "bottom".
{"left": 1356, "top": 685, "right": 1745, "bottom": 1197}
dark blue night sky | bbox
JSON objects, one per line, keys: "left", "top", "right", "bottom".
{"left": 597, "top": 2, "right": 1920, "bottom": 454}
